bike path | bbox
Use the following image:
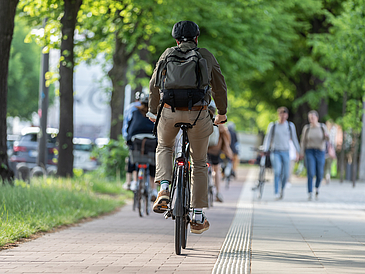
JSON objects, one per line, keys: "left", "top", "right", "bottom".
{"left": 0, "top": 169, "right": 248, "bottom": 274}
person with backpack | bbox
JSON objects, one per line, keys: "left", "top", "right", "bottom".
{"left": 299, "top": 110, "right": 329, "bottom": 201}
{"left": 148, "top": 21, "right": 227, "bottom": 234}
{"left": 263, "top": 107, "right": 300, "bottom": 200}
{"left": 227, "top": 122, "right": 239, "bottom": 178}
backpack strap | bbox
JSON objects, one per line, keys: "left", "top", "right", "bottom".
{"left": 152, "top": 104, "right": 164, "bottom": 136}
{"left": 320, "top": 123, "right": 326, "bottom": 140}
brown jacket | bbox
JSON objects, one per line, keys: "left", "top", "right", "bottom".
{"left": 149, "top": 41, "right": 227, "bottom": 115}
{"left": 208, "top": 124, "right": 234, "bottom": 159}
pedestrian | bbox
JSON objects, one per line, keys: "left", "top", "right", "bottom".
{"left": 262, "top": 107, "right": 300, "bottom": 200}
{"left": 207, "top": 103, "right": 233, "bottom": 203}
{"left": 324, "top": 120, "right": 337, "bottom": 184}
{"left": 148, "top": 20, "right": 228, "bottom": 234}
{"left": 227, "top": 122, "right": 239, "bottom": 179}
{"left": 299, "top": 110, "right": 329, "bottom": 200}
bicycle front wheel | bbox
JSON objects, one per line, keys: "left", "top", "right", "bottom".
{"left": 258, "top": 166, "right": 265, "bottom": 199}
{"left": 175, "top": 216, "right": 183, "bottom": 255}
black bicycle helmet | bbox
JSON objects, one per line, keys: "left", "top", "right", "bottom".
{"left": 140, "top": 92, "right": 149, "bottom": 104}
{"left": 134, "top": 91, "right": 141, "bottom": 101}
{"left": 172, "top": 21, "right": 200, "bottom": 41}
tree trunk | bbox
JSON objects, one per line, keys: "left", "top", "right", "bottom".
{"left": 318, "top": 98, "right": 328, "bottom": 122}
{"left": 352, "top": 132, "right": 359, "bottom": 187}
{"left": 0, "top": 0, "right": 19, "bottom": 183}
{"left": 57, "top": 0, "right": 82, "bottom": 178}
{"left": 351, "top": 99, "right": 361, "bottom": 187}
{"left": 108, "top": 32, "right": 131, "bottom": 141}
{"left": 359, "top": 97, "right": 365, "bottom": 180}
{"left": 340, "top": 92, "right": 347, "bottom": 183}
{"left": 291, "top": 73, "right": 312, "bottom": 138}
{"left": 131, "top": 47, "right": 150, "bottom": 101}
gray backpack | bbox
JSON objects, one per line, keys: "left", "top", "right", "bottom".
{"left": 154, "top": 47, "right": 210, "bottom": 111}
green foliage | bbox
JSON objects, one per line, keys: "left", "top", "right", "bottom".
{"left": 92, "top": 136, "right": 129, "bottom": 179}
{"left": 7, "top": 18, "right": 41, "bottom": 119}
{"left": 311, "top": 0, "right": 365, "bottom": 131}
{"left": 0, "top": 177, "right": 128, "bottom": 247}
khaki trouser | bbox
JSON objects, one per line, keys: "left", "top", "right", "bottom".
{"left": 156, "top": 107, "right": 213, "bottom": 208}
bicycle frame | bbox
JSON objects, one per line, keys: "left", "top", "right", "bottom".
{"left": 170, "top": 124, "right": 191, "bottom": 218}
{"left": 164, "top": 123, "right": 192, "bottom": 255}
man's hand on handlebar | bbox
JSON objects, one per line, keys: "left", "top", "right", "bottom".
{"left": 146, "top": 112, "right": 157, "bottom": 123}
{"left": 214, "top": 114, "right": 227, "bottom": 125}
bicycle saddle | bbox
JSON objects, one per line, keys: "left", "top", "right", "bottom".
{"left": 131, "top": 133, "right": 156, "bottom": 142}
{"left": 174, "top": 123, "right": 193, "bottom": 128}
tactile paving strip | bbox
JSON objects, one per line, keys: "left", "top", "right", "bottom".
{"left": 212, "top": 169, "right": 255, "bottom": 274}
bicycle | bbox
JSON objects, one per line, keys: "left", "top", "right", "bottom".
{"left": 251, "top": 148, "right": 270, "bottom": 199}
{"left": 162, "top": 122, "right": 192, "bottom": 255}
{"left": 130, "top": 134, "right": 157, "bottom": 217}
{"left": 207, "top": 161, "right": 214, "bottom": 208}
{"left": 221, "top": 155, "right": 233, "bottom": 189}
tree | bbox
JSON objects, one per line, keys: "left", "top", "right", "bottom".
{"left": 19, "top": 0, "right": 85, "bottom": 177}
{"left": 0, "top": 0, "right": 19, "bottom": 183}
{"left": 77, "top": 0, "right": 161, "bottom": 140}
{"left": 57, "top": 0, "right": 83, "bottom": 177}
{"left": 312, "top": 0, "right": 365, "bottom": 182}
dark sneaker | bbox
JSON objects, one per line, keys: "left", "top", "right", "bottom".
{"left": 152, "top": 189, "right": 170, "bottom": 213}
{"left": 315, "top": 190, "right": 319, "bottom": 200}
{"left": 190, "top": 214, "right": 210, "bottom": 234}
{"left": 151, "top": 189, "right": 158, "bottom": 202}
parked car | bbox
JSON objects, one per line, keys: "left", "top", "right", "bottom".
{"left": 95, "top": 137, "right": 109, "bottom": 148}
{"left": 73, "top": 138, "right": 98, "bottom": 171}
{"left": 10, "top": 127, "right": 58, "bottom": 169}
{"left": 7, "top": 134, "right": 20, "bottom": 157}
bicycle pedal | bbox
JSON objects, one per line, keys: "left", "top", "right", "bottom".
{"left": 164, "top": 211, "right": 172, "bottom": 219}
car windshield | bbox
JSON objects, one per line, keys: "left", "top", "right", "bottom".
{"left": 21, "top": 133, "right": 57, "bottom": 144}
{"left": 74, "top": 144, "right": 93, "bottom": 151}
{"left": 7, "top": 141, "right": 15, "bottom": 149}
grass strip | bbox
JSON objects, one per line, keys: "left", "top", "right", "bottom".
{"left": 0, "top": 176, "right": 132, "bottom": 247}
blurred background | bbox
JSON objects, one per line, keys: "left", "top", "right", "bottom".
{"left": 2, "top": 0, "right": 365, "bottom": 181}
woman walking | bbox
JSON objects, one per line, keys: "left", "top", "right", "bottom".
{"left": 300, "top": 110, "right": 329, "bottom": 200}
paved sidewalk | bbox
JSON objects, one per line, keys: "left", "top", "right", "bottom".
{"left": 0, "top": 169, "right": 248, "bottom": 274}
{"left": 251, "top": 169, "right": 365, "bottom": 274}
{"left": 2, "top": 167, "right": 365, "bottom": 274}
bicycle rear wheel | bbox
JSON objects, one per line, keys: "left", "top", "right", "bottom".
{"left": 145, "top": 184, "right": 150, "bottom": 216}
{"left": 174, "top": 167, "right": 184, "bottom": 255}
{"left": 138, "top": 180, "right": 145, "bottom": 217}
{"left": 182, "top": 182, "right": 190, "bottom": 249}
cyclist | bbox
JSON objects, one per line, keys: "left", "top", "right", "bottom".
{"left": 148, "top": 21, "right": 228, "bottom": 234}
{"left": 122, "top": 91, "right": 141, "bottom": 191}
{"left": 125, "top": 93, "right": 158, "bottom": 201}
{"left": 207, "top": 103, "right": 233, "bottom": 202}
{"left": 227, "top": 122, "right": 239, "bottom": 178}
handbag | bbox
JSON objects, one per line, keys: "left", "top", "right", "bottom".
{"left": 326, "top": 142, "right": 336, "bottom": 159}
